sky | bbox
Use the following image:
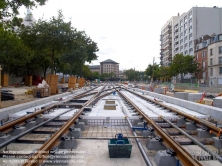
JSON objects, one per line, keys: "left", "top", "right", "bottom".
{"left": 19, "top": 0, "right": 221, "bottom": 71}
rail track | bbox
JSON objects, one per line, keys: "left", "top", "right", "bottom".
{"left": 0, "top": 85, "right": 113, "bottom": 165}
{"left": 0, "top": 84, "right": 222, "bottom": 166}
{"left": 117, "top": 86, "right": 222, "bottom": 165}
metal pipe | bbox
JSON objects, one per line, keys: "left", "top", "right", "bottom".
{"left": 77, "top": 136, "right": 152, "bottom": 140}
{"left": 0, "top": 108, "right": 74, "bottom": 149}
{"left": 117, "top": 95, "right": 153, "bottom": 166}
{"left": 163, "top": 117, "right": 222, "bottom": 163}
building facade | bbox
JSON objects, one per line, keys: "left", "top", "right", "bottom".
{"left": 160, "top": 6, "right": 222, "bottom": 66}
{"left": 88, "top": 65, "right": 100, "bottom": 74}
{"left": 160, "top": 16, "right": 180, "bottom": 66}
{"left": 194, "top": 35, "right": 210, "bottom": 85}
{"left": 88, "top": 59, "right": 119, "bottom": 77}
{"left": 100, "top": 59, "right": 119, "bottom": 77}
{"left": 207, "top": 34, "right": 222, "bottom": 87}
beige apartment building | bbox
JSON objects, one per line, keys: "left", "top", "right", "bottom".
{"left": 89, "top": 59, "right": 119, "bottom": 77}
{"left": 207, "top": 35, "right": 222, "bottom": 87}
{"left": 100, "top": 59, "right": 119, "bottom": 77}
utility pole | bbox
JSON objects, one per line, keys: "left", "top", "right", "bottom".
{"left": 151, "top": 57, "right": 155, "bottom": 83}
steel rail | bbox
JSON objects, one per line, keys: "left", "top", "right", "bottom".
{"left": 163, "top": 117, "right": 222, "bottom": 163}
{"left": 23, "top": 89, "right": 113, "bottom": 166}
{"left": 116, "top": 93, "right": 153, "bottom": 166}
{"left": 0, "top": 108, "right": 75, "bottom": 149}
{"left": 0, "top": 87, "right": 99, "bottom": 132}
{"left": 118, "top": 90, "right": 201, "bottom": 166}
{"left": 125, "top": 88, "right": 222, "bottom": 137}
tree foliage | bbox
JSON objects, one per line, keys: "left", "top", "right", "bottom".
{"left": 0, "top": 0, "right": 46, "bottom": 19}
{"left": 0, "top": 27, "right": 32, "bottom": 73}
{"left": 17, "top": 10, "right": 99, "bottom": 77}
{"left": 170, "top": 54, "right": 199, "bottom": 77}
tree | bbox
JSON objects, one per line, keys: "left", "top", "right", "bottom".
{"left": 0, "top": 0, "right": 46, "bottom": 19}
{"left": 0, "top": 27, "right": 32, "bottom": 73}
{"left": 124, "top": 69, "right": 136, "bottom": 81}
{"left": 60, "top": 31, "right": 99, "bottom": 77}
{"left": 144, "top": 63, "right": 160, "bottom": 81}
{"left": 82, "top": 65, "right": 91, "bottom": 78}
{"left": 169, "top": 54, "right": 199, "bottom": 79}
{"left": 159, "top": 66, "right": 171, "bottom": 82}
{"left": 19, "top": 10, "right": 76, "bottom": 75}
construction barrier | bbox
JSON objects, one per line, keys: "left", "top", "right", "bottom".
{"left": 68, "top": 76, "right": 76, "bottom": 89}
{"left": 25, "top": 76, "right": 32, "bottom": 86}
{"left": 1, "top": 74, "right": 8, "bottom": 87}
{"left": 47, "top": 74, "right": 58, "bottom": 95}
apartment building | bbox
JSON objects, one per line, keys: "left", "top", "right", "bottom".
{"left": 207, "top": 34, "right": 222, "bottom": 87}
{"left": 194, "top": 35, "right": 211, "bottom": 85}
{"left": 100, "top": 59, "right": 119, "bottom": 77}
{"left": 160, "top": 6, "right": 222, "bottom": 66}
{"left": 160, "top": 16, "right": 180, "bottom": 66}
{"left": 89, "top": 59, "right": 119, "bottom": 77}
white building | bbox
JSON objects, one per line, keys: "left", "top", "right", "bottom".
{"left": 160, "top": 6, "right": 222, "bottom": 66}
{"left": 207, "top": 34, "right": 222, "bottom": 87}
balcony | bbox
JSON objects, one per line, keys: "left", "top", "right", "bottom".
{"left": 168, "top": 56, "right": 172, "bottom": 61}
{"left": 174, "top": 32, "right": 179, "bottom": 37}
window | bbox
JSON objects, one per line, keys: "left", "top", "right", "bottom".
{"left": 189, "top": 12, "right": 192, "bottom": 19}
{"left": 189, "top": 48, "right": 193, "bottom": 53}
{"left": 196, "top": 54, "right": 198, "bottom": 60}
{"left": 180, "top": 27, "right": 183, "bottom": 32}
{"left": 210, "top": 49, "right": 213, "bottom": 56}
{"left": 184, "top": 16, "right": 187, "bottom": 23}
{"left": 220, "top": 67, "right": 222, "bottom": 74}
{"left": 219, "top": 46, "right": 222, "bottom": 54}
{"left": 202, "top": 72, "right": 206, "bottom": 78}
{"left": 219, "top": 35, "right": 222, "bottom": 41}
{"left": 210, "top": 58, "right": 213, "bottom": 65}
{"left": 185, "top": 50, "right": 188, "bottom": 55}
{"left": 211, "top": 36, "right": 218, "bottom": 43}
{"left": 189, "top": 41, "right": 192, "bottom": 47}
{"left": 210, "top": 68, "right": 213, "bottom": 76}
{"left": 180, "top": 39, "right": 183, "bottom": 44}
{"left": 219, "top": 57, "right": 222, "bottom": 64}
{"left": 189, "top": 33, "right": 192, "bottom": 40}
{"left": 184, "top": 30, "right": 187, "bottom": 36}
{"left": 202, "top": 61, "right": 205, "bottom": 68}
{"left": 189, "top": 26, "right": 192, "bottom": 33}
{"left": 202, "top": 51, "right": 205, "bottom": 58}
{"left": 180, "top": 20, "right": 183, "bottom": 26}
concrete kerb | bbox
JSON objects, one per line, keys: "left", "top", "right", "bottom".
{"left": 0, "top": 92, "right": 72, "bottom": 120}
{"left": 137, "top": 89, "right": 222, "bottom": 120}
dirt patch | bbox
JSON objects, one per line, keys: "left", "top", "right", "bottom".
{"left": 0, "top": 94, "right": 36, "bottom": 108}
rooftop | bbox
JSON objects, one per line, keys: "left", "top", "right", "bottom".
{"left": 88, "top": 65, "right": 100, "bottom": 69}
{"left": 100, "top": 59, "right": 119, "bottom": 64}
